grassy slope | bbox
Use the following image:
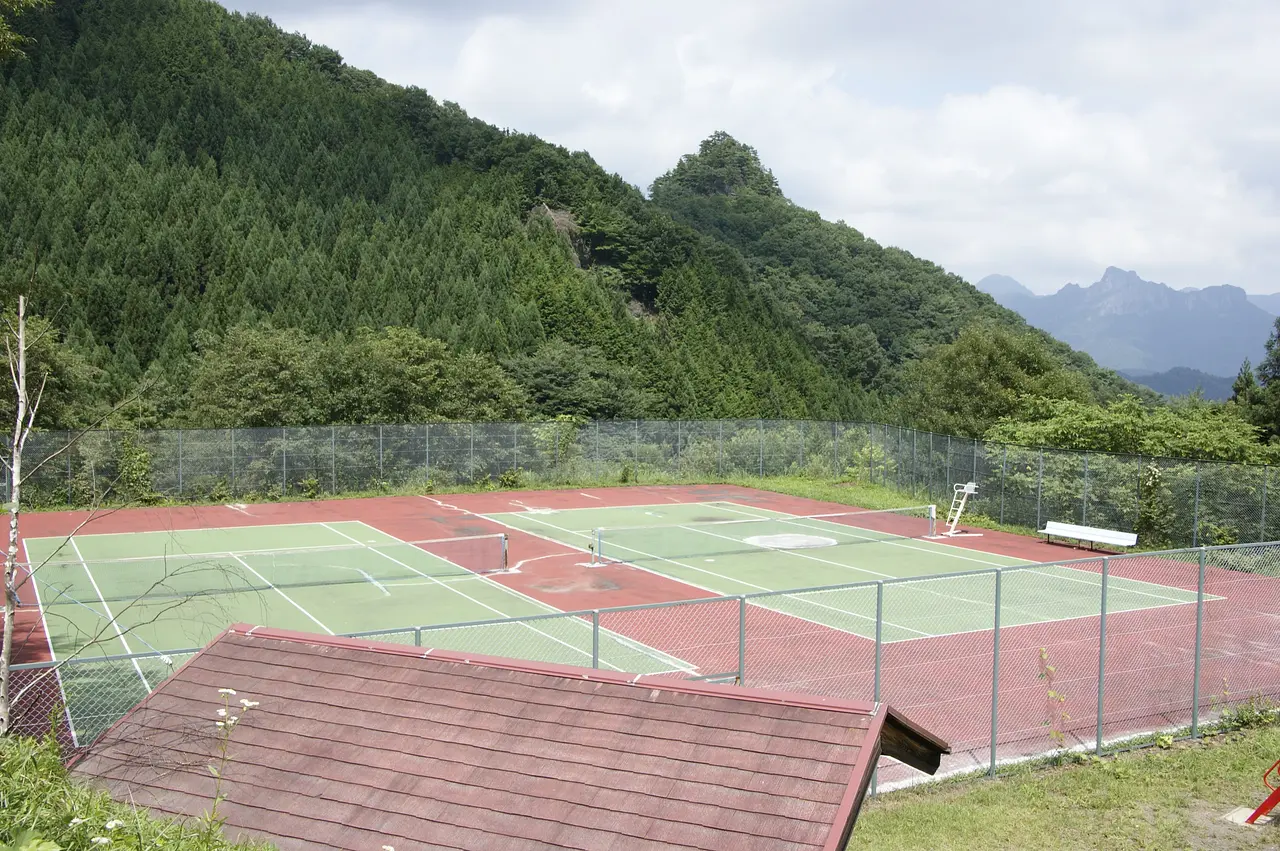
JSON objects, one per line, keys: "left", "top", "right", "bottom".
{"left": 853, "top": 726, "right": 1280, "bottom": 850}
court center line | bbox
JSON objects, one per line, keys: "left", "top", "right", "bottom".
{"left": 318, "top": 523, "right": 631, "bottom": 673}
{"left": 512, "top": 512, "right": 929, "bottom": 638}
{"left": 230, "top": 554, "right": 335, "bottom": 636}
{"left": 69, "top": 539, "right": 152, "bottom": 692}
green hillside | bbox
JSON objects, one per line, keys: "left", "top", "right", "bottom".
{"left": 650, "top": 132, "right": 1134, "bottom": 404}
{"left": 0, "top": 0, "right": 1131, "bottom": 432}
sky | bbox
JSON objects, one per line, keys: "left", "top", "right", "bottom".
{"left": 220, "top": 1, "right": 1280, "bottom": 295}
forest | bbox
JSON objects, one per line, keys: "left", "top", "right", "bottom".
{"left": 3, "top": 0, "right": 1278, "bottom": 465}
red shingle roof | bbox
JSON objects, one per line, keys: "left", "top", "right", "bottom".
{"left": 72, "top": 625, "right": 948, "bottom": 851}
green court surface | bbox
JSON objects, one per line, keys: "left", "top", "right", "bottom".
{"left": 486, "top": 500, "right": 1204, "bottom": 643}
{"left": 25, "top": 520, "right": 691, "bottom": 743}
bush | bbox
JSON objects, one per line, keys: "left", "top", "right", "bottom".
{"left": 0, "top": 734, "right": 272, "bottom": 850}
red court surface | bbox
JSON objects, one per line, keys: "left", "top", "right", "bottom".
{"left": 11, "top": 484, "right": 1280, "bottom": 783}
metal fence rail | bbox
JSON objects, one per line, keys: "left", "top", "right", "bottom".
{"left": 5, "top": 419, "right": 1277, "bottom": 551}
{"left": 12, "top": 541, "right": 1280, "bottom": 788}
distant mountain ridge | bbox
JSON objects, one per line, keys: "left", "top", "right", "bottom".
{"left": 1117, "top": 367, "right": 1234, "bottom": 401}
{"left": 976, "top": 268, "right": 1275, "bottom": 379}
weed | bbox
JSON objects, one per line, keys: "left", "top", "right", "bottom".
{"left": 1038, "top": 647, "right": 1070, "bottom": 749}
{"left": 498, "top": 468, "right": 525, "bottom": 490}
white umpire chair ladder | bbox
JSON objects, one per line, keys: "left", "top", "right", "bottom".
{"left": 938, "top": 481, "right": 982, "bottom": 538}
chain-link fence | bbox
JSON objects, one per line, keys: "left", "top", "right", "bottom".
{"left": 5, "top": 419, "right": 1276, "bottom": 550}
{"left": 12, "top": 541, "right": 1280, "bottom": 787}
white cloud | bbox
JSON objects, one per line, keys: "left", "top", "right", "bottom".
{"left": 221, "top": 0, "right": 1280, "bottom": 294}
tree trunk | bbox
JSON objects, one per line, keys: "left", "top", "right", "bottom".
{"left": 1, "top": 295, "right": 28, "bottom": 735}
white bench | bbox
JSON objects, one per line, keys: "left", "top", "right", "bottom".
{"left": 1039, "top": 521, "right": 1137, "bottom": 550}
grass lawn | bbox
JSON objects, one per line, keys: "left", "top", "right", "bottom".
{"left": 853, "top": 727, "right": 1280, "bottom": 850}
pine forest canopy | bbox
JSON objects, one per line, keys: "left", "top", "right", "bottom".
{"left": 3, "top": 0, "right": 1141, "bottom": 439}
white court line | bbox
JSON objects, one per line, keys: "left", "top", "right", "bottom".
{"left": 21, "top": 538, "right": 79, "bottom": 748}
{"left": 69, "top": 539, "right": 151, "bottom": 692}
{"left": 230, "top": 554, "right": 335, "bottom": 636}
{"left": 25, "top": 520, "right": 351, "bottom": 544}
{"left": 579, "top": 493, "right": 603, "bottom": 500}
{"left": 320, "top": 523, "right": 633, "bottom": 673}
{"left": 508, "top": 511, "right": 929, "bottom": 637}
{"left": 713, "top": 501, "right": 1199, "bottom": 606}
{"left": 348, "top": 521, "right": 695, "bottom": 673}
{"left": 713, "top": 502, "right": 1017, "bottom": 569}
{"left": 489, "top": 499, "right": 734, "bottom": 517}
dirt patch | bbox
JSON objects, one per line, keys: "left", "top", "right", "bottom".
{"left": 1188, "top": 801, "right": 1276, "bottom": 849}
{"left": 530, "top": 576, "right": 623, "bottom": 594}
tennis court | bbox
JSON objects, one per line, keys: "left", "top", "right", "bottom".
{"left": 487, "top": 500, "right": 1205, "bottom": 642}
{"left": 24, "top": 520, "right": 692, "bottom": 741}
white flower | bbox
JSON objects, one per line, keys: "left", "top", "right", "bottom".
{"left": 91, "top": 839, "right": 111, "bottom": 846}
{"left": 239, "top": 699, "right": 259, "bottom": 708}
{"left": 227, "top": 716, "right": 238, "bottom": 725}
{"left": 382, "top": 846, "right": 395, "bottom": 851}
{"left": 217, "top": 688, "right": 237, "bottom": 696}
{"left": 216, "top": 708, "right": 227, "bottom": 717}
{"left": 69, "top": 818, "right": 86, "bottom": 826}
{"left": 104, "top": 820, "right": 123, "bottom": 830}
{"left": 215, "top": 721, "right": 225, "bottom": 728}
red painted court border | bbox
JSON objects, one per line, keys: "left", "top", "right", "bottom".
{"left": 14, "top": 483, "right": 1280, "bottom": 781}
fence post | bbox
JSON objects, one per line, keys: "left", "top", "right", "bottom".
{"left": 512, "top": 422, "right": 519, "bottom": 473}
{"left": 1192, "top": 548, "right": 1206, "bottom": 737}
{"left": 972, "top": 437, "right": 979, "bottom": 486}
{"left": 1082, "top": 453, "right": 1089, "bottom": 526}
{"left": 595, "top": 420, "right": 601, "bottom": 480}
{"left": 469, "top": 423, "right": 476, "bottom": 483}
{"left": 718, "top": 420, "right": 724, "bottom": 477}
{"left": 424, "top": 424, "right": 431, "bottom": 481}
{"left": 1262, "top": 466, "right": 1269, "bottom": 541}
{"left": 738, "top": 596, "right": 748, "bottom": 685}
{"left": 1192, "top": 463, "right": 1202, "bottom": 547}
{"left": 1096, "top": 557, "right": 1109, "bottom": 755}
{"left": 676, "top": 419, "right": 682, "bottom": 476}
{"left": 229, "top": 428, "right": 235, "bottom": 496}
{"left": 999, "top": 445, "right": 1007, "bottom": 524}
{"left": 945, "top": 434, "right": 952, "bottom": 489}
{"left": 989, "top": 568, "right": 1002, "bottom": 776}
{"left": 177, "top": 430, "right": 183, "bottom": 497}
{"left": 871, "top": 580, "right": 884, "bottom": 796}
{"left": 1035, "top": 449, "right": 1044, "bottom": 531}
{"left": 281, "top": 427, "right": 287, "bottom": 495}
{"left": 833, "top": 421, "right": 841, "bottom": 477}
{"left": 378, "top": 425, "right": 384, "bottom": 482}
{"left": 868, "top": 424, "right": 875, "bottom": 483}
{"left": 66, "top": 445, "right": 72, "bottom": 505}
{"left": 414, "top": 627, "right": 421, "bottom": 648}
{"left": 758, "top": 420, "right": 764, "bottom": 477}
{"left": 912, "top": 430, "right": 917, "bottom": 496}
{"left": 592, "top": 610, "right": 600, "bottom": 670}
{"left": 330, "top": 426, "right": 336, "bottom": 493}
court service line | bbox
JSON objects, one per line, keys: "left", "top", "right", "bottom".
{"left": 712, "top": 502, "right": 1018, "bottom": 569}
{"left": 348, "top": 521, "right": 695, "bottom": 673}
{"left": 319, "top": 523, "right": 633, "bottom": 673}
{"left": 230, "top": 555, "right": 334, "bottom": 636}
{"left": 69, "top": 539, "right": 152, "bottom": 692}
{"left": 509, "top": 511, "right": 928, "bottom": 638}
{"left": 754, "top": 506, "right": 1199, "bottom": 605}
{"left": 673, "top": 523, "right": 1052, "bottom": 628}
{"left": 28, "top": 520, "right": 351, "bottom": 544}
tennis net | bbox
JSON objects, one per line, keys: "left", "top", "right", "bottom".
{"left": 26, "top": 533, "right": 508, "bottom": 608}
{"left": 592, "top": 505, "right": 936, "bottom": 565}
